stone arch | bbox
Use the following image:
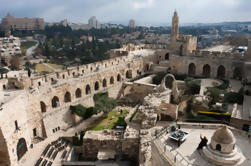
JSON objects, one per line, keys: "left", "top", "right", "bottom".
{"left": 233, "top": 67, "right": 242, "bottom": 80}
{"left": 75, "top": 88, "right": 82, "bottom": 98}
{"left": 117, "top": 74, "right": 121, "bottom": 82}
{"left": 52, "top": 96, "right": 60, "bottom": 108}
{"left": 17, "top": 138, "right": 27, "bottom": 160}
{"left": 0, "top": 129, "right": 10, "bottom": 165}
{"left": 126, "top": 70, "right": 132, "bottom": 79}
{"left": 64, "top": 91, "right": 71, "bottom": 102}
{"left": 94, "top": 81, "right": 99, "bottom": 91}
{"left": 188, "top": 63, "right": 196, "bottom": 76}
{"left": 217, "top": 65, "right": 226, "bottom": 79}
{"left": 62, "top": 74, "right": 65, "bottom": 79}
{"left": 40, "top": 101, "right": 46, "bottom": 113}
{"left": 38, "top": 81, "right": 41, "bottom": 86}
{"left": 165, "top": 53, "right": 169, "bottom": 60}
{"left": 202, "top": 64, "right": 211, "bottom": 77}
{"left": 85, "top": 84, "right": 91, "bottom": 94}
{"left": 110, "top": 76, "right": 114, "bottom": 84}
{"left": 103, "top": 79, "right": 107, "bottom": 87}
{"left": 164, "top": 74, "right": 175, "bottom": 89}
{"left": 216, "top": 144, "right": 221, "bottom": 151}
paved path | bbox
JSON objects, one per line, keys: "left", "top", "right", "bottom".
{"left": 25, "top": 40, "right": 39, "bottom": 57}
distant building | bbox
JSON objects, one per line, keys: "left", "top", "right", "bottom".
{"left": 129, "top": 19, "right": 136, "bottom": 28}
{"left": 88, "top": 16, "right": 98, "bottom": 29}
{"left": 1, "top": 13, "right": 45, "bottom": 31}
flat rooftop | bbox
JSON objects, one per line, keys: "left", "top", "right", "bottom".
{"left": 155, "top": 126, "right": 251, "bottom": 166}
{"left": 203, "top": 45, "right": 233, "bottom": 52}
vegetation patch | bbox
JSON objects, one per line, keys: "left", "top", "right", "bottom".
{"left": 87, "top": 109, "right": 128, "bottom": 131}
{"left": 185, "top": 77, "right": 201, "bottom": 94}
{"left": 129, "top": 107, "right": 140, "bottom": 122}
{"left": 152, "top": 72, "right": 167, "bottom": 85}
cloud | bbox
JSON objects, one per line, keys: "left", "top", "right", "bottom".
{"left": 132, "top": 0, "right": 155, "bottom": 10}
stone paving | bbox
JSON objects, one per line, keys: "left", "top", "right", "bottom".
{"left": 155, "top": 126, "right": 251, "bottom": 166}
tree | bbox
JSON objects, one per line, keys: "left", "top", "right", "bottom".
{"left": 10, "top": 56, "right": 21, "bottom": 70}
{"left": 0, "top": 67, "right": 8, "bottom": 79}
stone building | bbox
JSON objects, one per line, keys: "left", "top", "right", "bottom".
{"left": 1, "top": 13, "right": 45, "bottom": 31}
{"left": 88, "top": 16, "right": 98, "bottom": 29}
{"left": 129, "top": 19, "right": 136, "bottom": 28}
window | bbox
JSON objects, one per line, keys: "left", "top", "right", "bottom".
{"left": 15, "top": 120, "right": 19, "bottom": 130}
{"left": 33, "top": 128, "right": 37, "bottom": 137}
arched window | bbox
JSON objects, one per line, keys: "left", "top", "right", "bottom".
{"left": 62, "top": 74, "right": 65, "bottom": 79}
{"left": 188, "top": 63, "right": 196, "bottom": 76}
{"left": 38, "top": 82, "right": 41, "bottom": 86}
{"left": 217, "top": 65, "right": 226, "bottom": 79}
{"left": 86, "top": 84, "right": 91, "bottom": 94}
{"left": 94, "top": 81, "right": 99, "bottom": 91}
{"left": 202, "top": 64, "right": 211, "bottom": 78}
{"left": 165, "top": 53, "right": 169, "bottom": 60}
{"left": 216, "top": 144, "right": 221, "bottom": 151}
{"left": 233, "top": 67, "right": 242, "bottom": 80}
{"left": 40, "top": 101, "right": 46, "bottom": 113}
{"left": 52, "top": 96, "right": 60, "bottom": 108}
{"left": 103, "top": 79, "right": 107, "bottom": 87}
{"left": 17, "top": 138, "right": 27, "bottom": 160}
{"left": 75, "top": 88, "right": 82, "bottom": 98}
{"left": 117, "top": 74, "right": 121, "bottom": 82}
{"left": 126, "top": 70, "right": 132, "bottom": 79}
{"left": 110, "top": 76, "right": 114, "bottom": 84}
{"left": 64, "top": 92, "right": 71, "bottom": 102}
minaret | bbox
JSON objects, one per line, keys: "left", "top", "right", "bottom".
{"left": 171, "top": 10, "right": 179, "bottom": 40}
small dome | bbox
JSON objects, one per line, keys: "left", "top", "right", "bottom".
{"left": 212, "top": 126, "right": 235, "bottom": 144}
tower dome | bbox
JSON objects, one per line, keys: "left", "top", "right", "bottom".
{"left": 211, "top": 126, "right": 235, "bottom": 144}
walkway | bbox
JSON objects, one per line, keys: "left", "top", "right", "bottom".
{"left": 26, "top": 40, "right": 39, "bottom": 57}
{"left": 19, "top": 112, "right": 103, "bottom": 166}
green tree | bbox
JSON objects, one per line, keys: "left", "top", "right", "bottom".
{"left": 0, "top": 67, "right": 8, "bottom": 79}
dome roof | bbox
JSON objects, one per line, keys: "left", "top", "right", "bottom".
{"left": 212, "top": 126, "right": 235, "bottom": 144}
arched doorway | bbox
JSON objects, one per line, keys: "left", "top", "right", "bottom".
{"left": 17, "top": 138, "right": 27, "bottom": 160}
{"left": 180, "top": 45, "right": 183, "bottom": 56}
{"left": 117, "top": 74, "right": 121, "bottom": 82}
{"left": 188, "top": 63, "right": 196, "bottom": 76}
{"left": 217, "top": 65, "right": 226, "bottom": 79}
{"left": 216, "top": 144, "right": 221, "bottom": 151}
{"left": 94, "top": 81, "right": 99, "bottom": 91}
{"left": 52, "top": 96, "right": 60, "bottom": 108}
{"left": 202, "top": 64, "right": 211, "bottom": 77}
{"left": 0, "top": 129, "right": 10, "bottom": 165}
{"left": 165, "top": 75, "right": 175, "bottom": 89}
{"left": 233, "top": 67, "right": 242, "bottom": 80}
{"left": 75, "top": 88, "right": 81, "bottom": 98}
{"left": 64, "top": 92, "right": 71, "bottom": 102}
{"left": 165, "top": 53, "right": 169, "bottom": 60}
{"left": 85, "top": 84, "right": 91, "bottom": 94}
{"left": 126, "top": 70, "right": 132, "bottom": 79}
{"left": 40, "top": 101, "right": 46, "bottom": 113}
{"left": 103, "top": 79, "right": 107, "bottom": 87}
{"left": 110, "top": 76, "right": 114, "bottom": 85}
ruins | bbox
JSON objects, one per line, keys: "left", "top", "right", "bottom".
{"left": 0, "top": 11, "right": 251, "bottom": 166}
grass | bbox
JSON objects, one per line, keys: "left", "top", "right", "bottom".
{"left": 35, "top": 63, "right": 63, "bottom": 73}
{"left": 21, "top": 41, "right": 37, "bottom": 49}
{"left": 87, "top": 110, "right": 128, "bottom": 131}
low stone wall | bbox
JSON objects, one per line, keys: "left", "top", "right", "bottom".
{"left": 230, "top": 118, "right": 251, "bottom": 130}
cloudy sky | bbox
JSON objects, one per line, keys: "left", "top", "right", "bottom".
{"left": 0, "top": 0, "right": 250, "bottom": 25}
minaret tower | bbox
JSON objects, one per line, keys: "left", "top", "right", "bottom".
{"left": 171, "top": 10, "right": 179, "bottom": 40}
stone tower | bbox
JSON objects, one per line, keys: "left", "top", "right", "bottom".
{"left": 171, "top": 10, "right": 179, "bottom": 40}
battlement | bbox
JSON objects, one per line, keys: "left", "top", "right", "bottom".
{"left": 190, "top": 50, "right": 244, "bottom": 59}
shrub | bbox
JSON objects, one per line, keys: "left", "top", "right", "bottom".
{"left": 173, "top": 74, "right": 187, "bottom": 80}
{"left": 93, "top": 92, "right": 117, "bottom": 114}
{"left": 152, "top": 72, "right": 167, "bottom": 85}
{"left": 206, "top": 87, "right": 223, "bottom": 104}
{"left": 185, "top": 78, "right": 201, "bottom": 95}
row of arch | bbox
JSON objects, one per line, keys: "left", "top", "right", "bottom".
{"left": 40, "top": 73, "right": 124, "bottom": 112}
{"left": 188, "top": 63, "right": 243, "bottom": 80}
